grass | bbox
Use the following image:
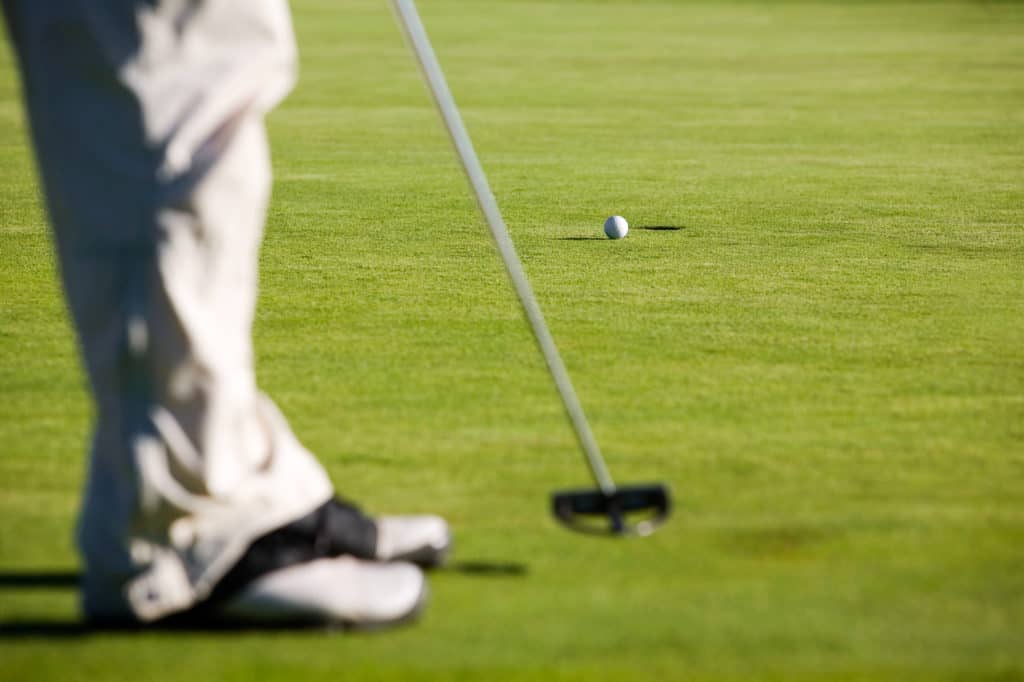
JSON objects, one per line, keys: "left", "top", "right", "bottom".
{"left": 1, "top": 0, "right": 1022, "bottom": 679}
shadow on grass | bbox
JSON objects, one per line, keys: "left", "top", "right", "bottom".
{"left": 442, "top": 560, "right": 528, "bottom": 577}
{"left": 555, "top": 225, "right": 686, "bottom": 240}
{"left": 0, "top": 571, "right": 80, "bottom": 588}
{"left": 0, "top": 619, "right": 353, "bottom": 638}
{"left": 0, "top": 621, "right": 91, "bottom": 638}
{"left": 0, "top": 561, "right": 527, "bottom": 638}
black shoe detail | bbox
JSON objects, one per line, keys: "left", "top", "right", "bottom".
{"left": 204, "top": 498, "right": 378, "bottom": 606}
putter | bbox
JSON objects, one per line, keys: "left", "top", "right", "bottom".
{"left": 390, "top": 0, "right": 670, "bottom": 536}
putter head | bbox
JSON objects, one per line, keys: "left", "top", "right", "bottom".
{"left": 552, "top": 483, "right": 671, "bottom": 536}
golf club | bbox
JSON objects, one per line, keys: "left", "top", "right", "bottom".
{"left": 390, "top": 0, "right": 671, "bottom": 536}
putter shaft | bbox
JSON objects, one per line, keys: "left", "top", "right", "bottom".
{"left": 390, "top": 0, "right": 616, "bottom": 495}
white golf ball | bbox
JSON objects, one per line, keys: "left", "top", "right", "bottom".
{"left": 604, "top": 215, "right": 629, "bottom": 239}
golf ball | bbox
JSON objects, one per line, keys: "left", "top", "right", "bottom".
{"left": 604, "top": 215, "right": 629, "bottom": 240}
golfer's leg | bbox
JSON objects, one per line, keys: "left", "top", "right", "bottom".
{"left": 4, "top": 0, "right": 332, "bottom": 622}
{"left": 6, "top": 0, "right": 448, "bottom": 626}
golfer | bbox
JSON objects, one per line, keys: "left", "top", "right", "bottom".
{"left": 2, "top": 0, "right": 450, "bottom": 627}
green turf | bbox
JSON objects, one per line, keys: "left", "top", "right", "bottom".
{"left": 1, "top": 0, "right": 1022, "bottom": 679}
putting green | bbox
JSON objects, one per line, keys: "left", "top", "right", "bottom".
{"left": 1, "top": 1, "right": 1022, "bottom": 679}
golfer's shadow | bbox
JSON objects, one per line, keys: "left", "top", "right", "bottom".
{"left": 0, "top": 571, "right": 80, "bottom": 589}
{"left": 442, "top": 560, "right": 528, "bottom": 577}
{"left": 0, "top": 570, "right": 85, "bottom": 638}
{"left": 0, "top": 562, "right": 527, "bottom": 637}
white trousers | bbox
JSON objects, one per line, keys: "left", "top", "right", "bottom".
{"left": 5, "top": 0, "right": 333, "bottom": 621}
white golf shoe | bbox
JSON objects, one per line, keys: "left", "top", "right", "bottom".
{"left": 375, "top": 514, "right": 452, "bottom": 567}
{"left": 82, "top": 502, "right": 450, "bottom": 628}
{"left": 219, "top": 556, "right": 427, "bottom": 628}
